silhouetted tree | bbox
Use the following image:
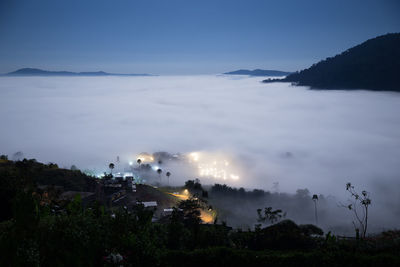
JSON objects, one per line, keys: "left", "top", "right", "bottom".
{"left": 343, "top": 182, "right": 372, "bottom": 238}
{"left": 257, "top": 207, "right": 286, "bottom": 225}
{"left": 157, "top": 168, "right": 162, "bottom": 182}
{"left": 109, "top": 163, "right": 114, "bottom": 175}
{"left": 178, "top": 198, "right": 202, "bottom": 227}
{"left": 312, "top": 194, "right": 319, "bottom": 225}
{"left": 185, "top": 179, "right": 203, "bottom": 194}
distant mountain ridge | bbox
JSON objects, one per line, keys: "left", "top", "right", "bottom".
{"left": 5, "top": 68, "right": 152, "bottom": 76}
{"left": 224, "top": 69, "right": 292, "bottom": 76}
{"left": 263, "top": 33, "right": 400, "bottom": 92}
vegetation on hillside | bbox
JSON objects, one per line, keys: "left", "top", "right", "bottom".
{"left": 264, "top": 33, "right": 400, "bottom": 91}
{"left": 1, "top": 155, "right": 399, "bottom": 266}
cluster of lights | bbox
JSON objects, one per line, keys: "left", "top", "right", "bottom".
{"left": 127, "top": 154, "right": 163, "bottom": 176}
{"left": 137, "top": 154, "right": 154, "bottom": 163}
{"left": 190, "top": 152, "right": 199, "bottom": 162}
{"left": 128, "top": 154, "right": 155, "bottom": 166}
{"left": 188, "top": 152, "right": 240, "bottom": 181}
{"left": 125, "top": 151, "right": 240, "bottom": 182}
{"left": 199, "top": 166, "right": 226, "bottom": 179}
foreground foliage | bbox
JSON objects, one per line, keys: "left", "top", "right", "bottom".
{"left": 1, "top": 156, "right": 399, "bottom": 266}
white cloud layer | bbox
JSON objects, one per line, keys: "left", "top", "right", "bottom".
{"left": 1, "top": 75, "right": 400, "bottom": 230}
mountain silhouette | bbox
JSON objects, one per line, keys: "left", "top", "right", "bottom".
{"left": 263, "top": 33, "right": 400, "bottom": 92}
{"left": 224, "top": 69, "right": 292, "bottom": 76}
{"left": 6, "top": 68, "right": 152, "bottom": 76}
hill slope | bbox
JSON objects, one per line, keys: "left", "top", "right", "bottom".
{"left": 263, "top": 33, "right": 400, "bottom": 91}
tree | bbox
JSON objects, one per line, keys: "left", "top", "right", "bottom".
{"left": 109, "top": 163, "right": 115, "bottom": 175}
{"left": 178, "top": 198, "right": 202, "bottom": 227}
{"left": 166, "top": 207, "right": 187, "bottom": 249}
{"left": 157, "top": 168, "right": 162, "bottom": 182}
{"left": 137, "top": 158, "right": 142, "bottom": 167}
{"left": 257, "top": 207, "right": 286, "bottom": 225}
{"left": 185, "top": 179, "right": 203, "bottom": 195}
{"left": 312, "top": 194, "right": 318, "bottom": 225}
{"left": 12, "top": 151, "right": 24, "bottom": 161}
{"left": 343, "top": 182, "right": 371, "bottom": 238}
{"left": 166, "top": 171, "right": 171, "bottom": 185}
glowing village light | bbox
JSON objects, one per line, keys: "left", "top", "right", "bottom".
{"left": 230, "top": 174, "right": 239, "bottom": 180}
{"left": 188, "top": 151, "right": 241, "bottom": 181}
{"left": 190, "top": 152, "right": 199, "bottom": 161}
{"left": 137, "top": 154, "right": 154, "bottom": 163}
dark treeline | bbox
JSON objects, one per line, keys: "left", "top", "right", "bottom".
{"left": 1, "top": 156, "right": 399, "bottom": 266}
{"left": 210, "top": 183, "right": 266, "bottom": 198}
{"left": 207, "top": 183, "right": 330, "bottom": 229}
{"left": 263, "top": 33, "right": 400, "bottom": 91}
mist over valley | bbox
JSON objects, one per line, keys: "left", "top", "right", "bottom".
{"left": 1, "top": 75, "right": 399, "bottom": 233}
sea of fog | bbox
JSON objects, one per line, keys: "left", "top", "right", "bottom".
{"left": 1, "top": 75, "right": 400, "bottom": 230}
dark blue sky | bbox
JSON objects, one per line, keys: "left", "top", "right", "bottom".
{"left": 0, "top": 0, "right": 399, "bottom": 74}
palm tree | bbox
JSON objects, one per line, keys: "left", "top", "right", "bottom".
{"left": 157, "top": 168, "right": 162, "bottom": 182}
{"left": 312, "top": 194, "right": 319, "bottom": 225}
{"left": 137, "top": 158, "right": 142, "bottom": 168}
{"left": 109, "top": 163, "right": 115, "bottom": 175}
{"left": 166, "top": 171, "right": 171, "bottom": 185}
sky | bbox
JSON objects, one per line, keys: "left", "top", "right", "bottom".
{"left": 0, "top": 0, "right": 399, "bottom": 74}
